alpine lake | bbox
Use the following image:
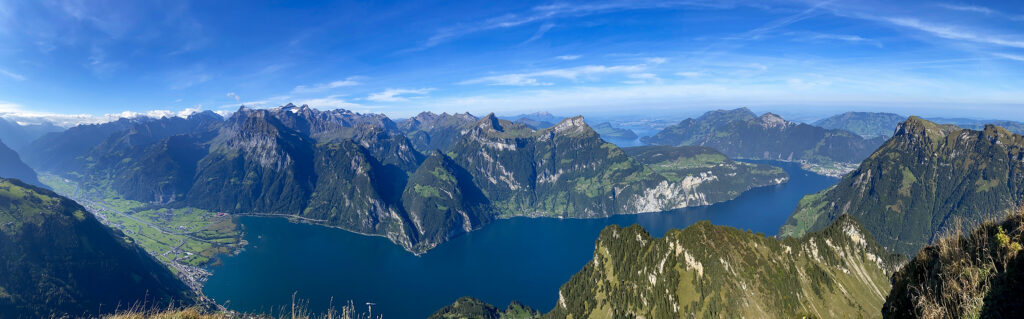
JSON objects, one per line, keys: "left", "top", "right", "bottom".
{"left": 203, "top": 161, "right": 837, "bottom": 318}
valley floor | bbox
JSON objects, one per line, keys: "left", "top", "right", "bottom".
{"left": 39, "top": 174, "right": 244, "bottom": 291}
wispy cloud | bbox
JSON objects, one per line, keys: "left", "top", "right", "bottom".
{"left": 0, "top": 68, "right": 25, "bottom": 81}
{"left": 226, "top": 92, "right": 240, "bottom": 101}
{"left": 884, "top": 17, "right": 1024, "bottom": 48}
{"left": 801, "top": 32, "right": 883, "bottom": 47}
{"left": 366, "top": 88, "right": 435, "bottom": 102}
{"left": 460, "top": 64, "right": 649, "bottom": 86}
{"left": 646, "top": 57, "right": 668, "bottom": 64}
{"left": 993, "top": 53, "right": 1024, "bottom": 62}
{"left": 937, "top": 4, "right": 995, "bottom": 15}
{"left": 622, "top": 73, "right": 662, "bottom": 84}
{"left": 412, "top": 0, "right": 728, "bottom": 50}
{"left": 291, "top": 77, "right": 361, "bottom": 94}
{"left": 291, "top": 95, "right": 374, "bottom": 112}
{"left": 556, "top": 55, "right": 581, "bottom": 60}
{"left": 522, "top": 22, "right": 556, "bottom": 44}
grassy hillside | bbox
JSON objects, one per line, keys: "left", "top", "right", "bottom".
{"left": 884, "top": 208, "right": 1024, "bottom": 318}
{"left": 0, "top": 178, "right": 194, "bottom": 317}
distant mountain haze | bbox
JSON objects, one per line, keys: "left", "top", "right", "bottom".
{"left": 643, "top": 108, "right": 885, "bottom": 165}
{"left": 0, "top": 139, "right": 42, "bottom": 187}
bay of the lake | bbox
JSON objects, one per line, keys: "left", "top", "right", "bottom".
{"left": 203, "top": 161, "right": 837, "bottom": 318}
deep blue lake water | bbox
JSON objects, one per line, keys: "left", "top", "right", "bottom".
{"left": 203, "top": 161, "right": 836, "bottom": 318}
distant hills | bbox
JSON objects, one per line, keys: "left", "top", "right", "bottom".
{"left": 781, "top": 117, "right": 1024, "bottom": 256}
{"left": 813, "top": 111, "right": 905, "bottom": 138}
{"left": 20, "top": 104, "right": 786, "bottom": 254}
{"left": 0, "top": 117, "right": 63, "bottom": 152}
{"left": 642, "top": 108, "right": 885, "bottom": 166}
{"left": 438, "top": 215, "right": 902, "bottom": 318}
{"left": 0, "top": 178, "right": 193, "bottom": 317}
{"left": 813, "top": 111, "right": 1024, "bottom": 139}
{"left": 591, "top": 122, "right": 637, "bottom": 140}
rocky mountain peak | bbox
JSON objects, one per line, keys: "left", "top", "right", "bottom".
{"left": 553, "top": 115, "right": 590, "bottom": 135}
{"left": 477, "top": 113, "right": 504, "bottom": 132}
{"left": 757, "top": 112, "right": 789, "bottom": 128}
{"left": 894, "top": 116, "right": 958, "bottom": 141}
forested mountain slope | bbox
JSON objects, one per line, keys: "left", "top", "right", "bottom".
{"left": 781, "top": 117, "right": 1024, "bottom": 256}
{"left": 436, "top": 215, "right": 902, "bottom": 318}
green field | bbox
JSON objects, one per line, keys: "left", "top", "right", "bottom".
{"left": 39, "top": 174, "right": 242, "bottom": 269}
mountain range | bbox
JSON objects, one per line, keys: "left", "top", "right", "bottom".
{"left": 641, "top": 108, "right": 885, "bottom": 166}
{"left": 0, "top": 178, "right": 193, "bottom": 317}
{"left": 781, "top": 117, "right": 1024, "bottom": 256}
{"left": 21, "top": 104, "right": 787, "bottom": 254}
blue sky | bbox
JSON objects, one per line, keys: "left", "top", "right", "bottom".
{"left": 0, "top": 0, "right": 1022, "bottom": 125}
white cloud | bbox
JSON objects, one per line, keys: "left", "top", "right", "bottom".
{"left": 522, "top": 22, "right": 555, "bottom": 44}
{"left": 676, "top": 71, "right": 703, "bottom": 78}
{"left": 0, "top": 68, "right": 25, "bottom": 81}
{"left": 291, "top": 77, "right": 361, "bottom": 94}
{"left": 0, "top": 101, "right": 215, "bottom": 127}
{"left": 623, "top": 73, "right": 662, "bottom": 84}
{"left": 646, "top": 57, "right": 668, "bottom": 64}
{"left": 460, "top": 64, "right": 648, "bottom": 86}
{"left": 226, "top": 92, "right": 240, "bottom": 101}
{"left": 883, "top": 17, "right": 1024, "bottom": 48}
{"left": 937, "top": 4, "right": 995, "bottom": 15}
{"left": 556, "top": 55, "right": 580, "bottom": 60}
{"left": 412, "top": 1, "right": 729, "bottom": 50}
{"left": 993, "top": 53, "right": 1024, "bottom": 62}
{"left": 803, "top": 33, "right": 883, "bottom": 47}
{"left": 366, "top": 88, "right": 435, "bottom": 102}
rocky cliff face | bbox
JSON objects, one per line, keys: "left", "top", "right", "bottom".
{"left": 448, "top": 115, "right": 784, "bottom": 219}
{"left": 781, "top": 117, "right": 1024, "bottom": 256}
{"left": 399, "top": 111, "right": 478, "bottom": 152}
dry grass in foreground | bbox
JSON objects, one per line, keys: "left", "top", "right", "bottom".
{"left": 883, "top": 206, "right": 1024, "bottom": 318}
{"left": 105, "top": 294, "right": 382, "bottom": 319}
